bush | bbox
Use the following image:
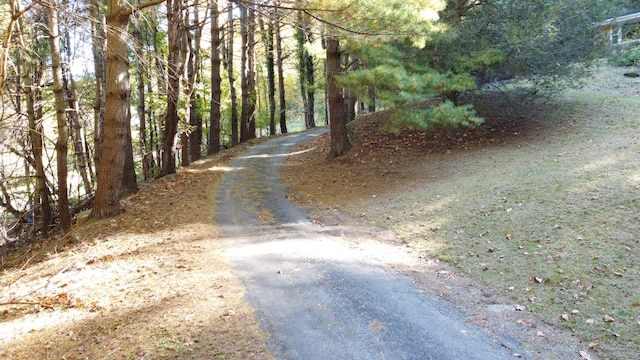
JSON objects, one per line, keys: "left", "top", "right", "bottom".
{"left": 610, "top": 45, "right": 640, "bottom": 66}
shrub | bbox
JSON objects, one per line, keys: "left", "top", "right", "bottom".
{"left": 610, "top": 45, "right": 640, "bottom": 66}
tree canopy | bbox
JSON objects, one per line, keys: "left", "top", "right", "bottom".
{"left": 0, "top": 0, "right": 632, "bottom": 232}
{"left": 329, "top": 0, "right": 622, "bottom": 130}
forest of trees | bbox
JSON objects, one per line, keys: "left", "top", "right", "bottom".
{"left": 0, "top": 0, "right": 637, "bottom": 239}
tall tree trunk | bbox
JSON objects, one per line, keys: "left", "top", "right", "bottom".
{"left": 148, "top": 85, "right": 159, "bottom": 170}
{"left": 368, "top": 86, "right": 376, "bottom": 112}
{"left": 344, "top": 57, "right": 358, "bottom": 123}
{"left": 159, "top": 0, "right": 183, "bottom": 176}
{"left": 275, "top": 7, "right": 287, "bottom": 134}
{"left": 133, "top": 3, "right": 150, "bottom": 180}
{"left": 326, "top": 36, "right": 351, "bottom": 158}
{"left": 239, "top": 4, "right": 250, "bottom": 143}
{"left": 187, "top": 1, "right": 203, "bottom": 162}
{"left": 180, "top": 132, "right": 189, "bottom": 166}
{"left": 62, "top": 29, "right": 93, "bottom": 195}
{"left": 151, "top": 11, "right": 167, "bottom": 94}
{"left": 228, "top": 3, "right": 239, "bottom": 146}
{"left": 89, "top": 0, "right": 106, "bottom": 179}
{"left": 345, "top": 89, "right": 357, "bottom": 123}
{"left": 208, "top": 0, "right": 222, "bottom": 154}
{"left": 188, "top": 89, "right": 201, "bottom": 161}
{"left": 122, "top": 125, "right": 139, "bottom": 195}
{"left": 259, "top": 16, "right": 276, "bottom": 136}
{"left": 15, "top": 1, "right": 51, "bottom": 234}
{"left": 24, "top": 60, "right": 52, "bottom": 234}
{"left": 180, "top": 6, "right": 192, "bottom": 167}
{"left": 46, "top": 0, "right": 70, "bottom": 231}
{"left": 305, "top": 51, "right": 316, "bottom": 128}
{"left": 93, "top": 0, "right": 131, "bottom": 218}
{"left": 297, "top": 30, "right": 309, "bottom": 130}
{"left": 64, "top": 72, "right": 93, "bottom": 194}
{"left": 150, "top": 12, "right": 165, "bottom": 172}
{"left": 247, "top": 6, "right": 256, "bottom": 139}
{"left": 323, "top": 59, "right": 328, "bottom": 125}
{"left": 296, "top": 10, "right": 316, "bottom": 129}
{"left": 92, "top": 0, "right": 163, "bottom": 218}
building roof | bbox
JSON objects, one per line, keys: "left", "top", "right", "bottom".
{"left": 601, "top": 10, "right": 640, "bottom": 27}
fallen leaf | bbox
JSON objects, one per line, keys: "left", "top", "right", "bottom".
{"left": 369, "top": 320, "right": 385, "bottom": 331}
{"left": 588, "top": 342, "right": 599, "bottom": 349}
{"left": 579, "top": 350, "right": 592, "bottom": 360}
{"left": 560, "top": 314, "right": 570, "bottom": 321}
{"left": 516, "top": 319, "right": 533, "bottom": 327}
{"left": 585, "top": 319, "right": 595, "bottom": 325}
{"left": 603, "top": 315, "right": 614, "bottom": 323}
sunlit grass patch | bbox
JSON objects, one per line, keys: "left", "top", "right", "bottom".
{"left": 372, "top": 89, "right": 640, "bottom": 358}
{"left": 279, "top": 65, "right": 639, "bottom": 359}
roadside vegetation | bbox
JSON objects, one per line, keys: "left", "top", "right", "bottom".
{"left": 0, "top": 144, "right": 272, "bottom": 360}
{"left": 611, "top": 45, "right": 640, "bottom": 67}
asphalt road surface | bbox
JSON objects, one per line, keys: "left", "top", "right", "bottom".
{"left": 215, "top": 129, "right": 526, "bottom": 360}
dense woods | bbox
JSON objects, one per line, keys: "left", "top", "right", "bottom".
{"left": 0, "top": 0, "right": 636, "bottom": 240}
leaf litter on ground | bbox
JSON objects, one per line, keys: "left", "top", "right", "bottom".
{"left": 0, "top": 141, "right": 273, "bottom": 360}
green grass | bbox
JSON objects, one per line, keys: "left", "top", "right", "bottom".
{"left": 354, "top": 84, "right": 640, "bottom": 358}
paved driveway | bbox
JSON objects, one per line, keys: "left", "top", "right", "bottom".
{"left": 215, "top": 129, "right": 524, "bottom": 359}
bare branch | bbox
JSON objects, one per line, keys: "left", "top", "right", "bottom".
{"left": 132, "top": 0, "right": 167, "bottom": 14}
{"left": 235, "top": 0, "right": 354, "bottom": 13}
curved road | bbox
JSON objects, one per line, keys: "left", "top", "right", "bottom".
{"left": 215, "top": 129, "right": 526, "bottom": 360}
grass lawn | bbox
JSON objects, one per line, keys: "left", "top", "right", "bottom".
{"left": 356, "top": 73, "right": 640, "bottom": 358}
